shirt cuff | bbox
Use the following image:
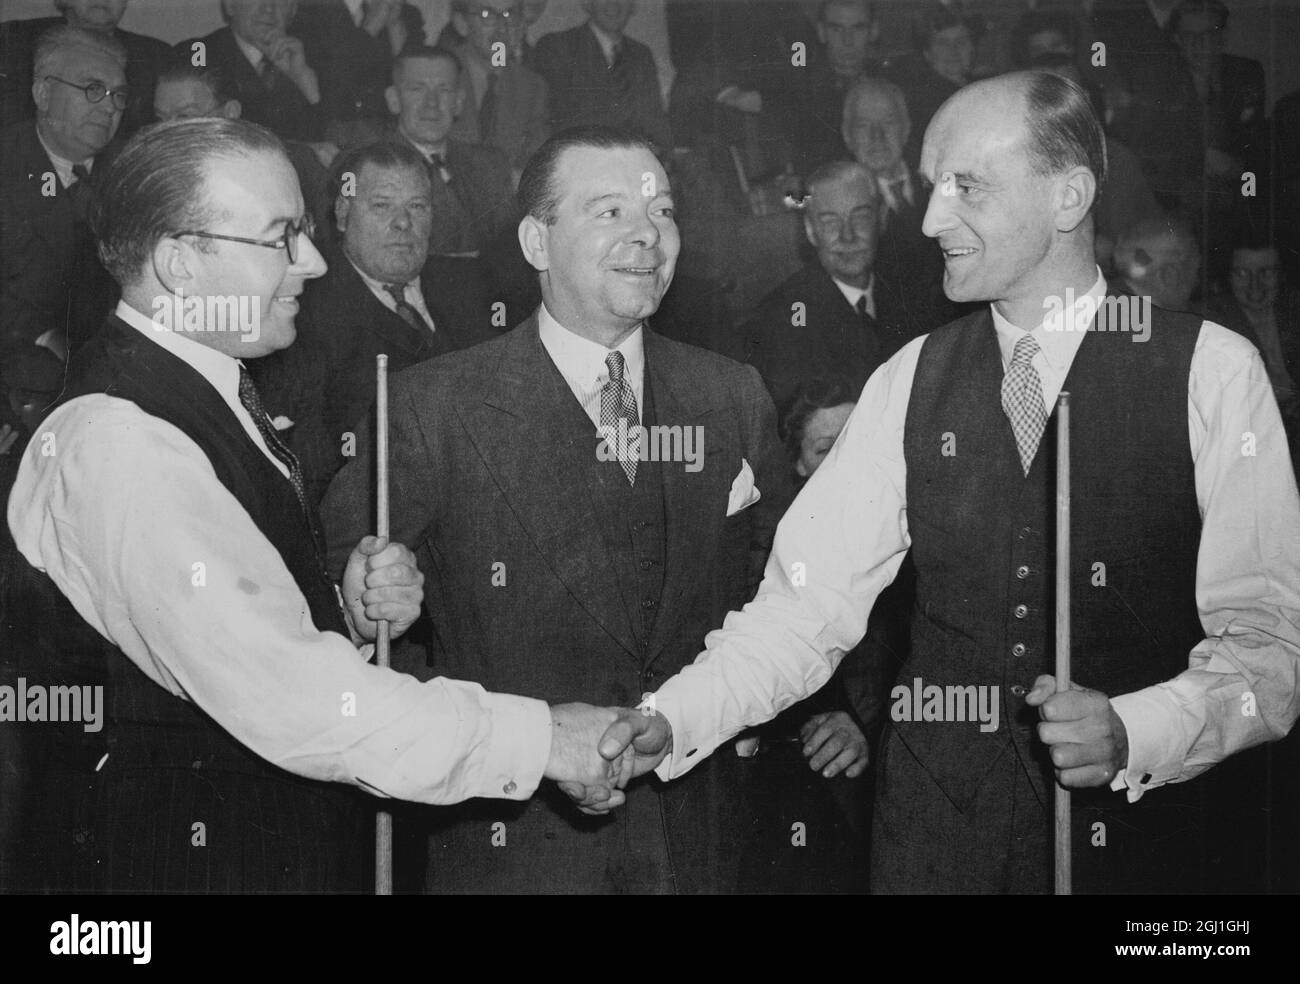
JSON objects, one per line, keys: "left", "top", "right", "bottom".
{"left": 1109, "top": 688, "right": 1186, "bottom": 803}
{"left": 477, "top": 692, "right": 553, "bottom": 800}
{"left": 649, "top": 689, "right": 703, "bottom": 782}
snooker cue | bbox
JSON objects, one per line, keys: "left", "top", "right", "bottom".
{"left": 1054, "top": 392, "right": 1072, "bottom": 896}
{"left": 375, "top": 354, "right": 393, "bottom": 896}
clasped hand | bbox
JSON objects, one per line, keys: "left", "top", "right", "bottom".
{"left": 544, "top": 704, "right": 673, "bottom": 815}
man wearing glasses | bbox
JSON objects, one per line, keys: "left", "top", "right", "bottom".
{"left": 0, "top": 24, "right": 126, "bottom": 361}
{"left": 5, "top": 117, "right": 639, "bottom": 892}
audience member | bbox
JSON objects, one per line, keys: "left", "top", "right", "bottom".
{"left": 1008, "top": 7, "right": 1078, "bottom": 69}
{"left": 1113, "top": 214, "right": 1202, "bottom": 313}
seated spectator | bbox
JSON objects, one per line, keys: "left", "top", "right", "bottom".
{"left": 531, "top": 0, "right": 670, "bottom": 150}
{"left": 179, "top": 0, "right": 325, "bottom": 142}
{"left": 744, "top": 160, "right": 945, "bottom": 412}
{"left": 251, "top": 140, "right": 497, "bottom": 502}
{"left": 291, "top": 0, "right": 424, "bottom": 147}
{"left": 763, "top": 0, "right": 880, "bottom": 180}
{"left": 1008, "top": 7, "right": 1078, "bottom": 69}
{"left": 1206, "top": 242, "right": 1299, "bottom": 428}
{"left": 1113, "top": 214, "right": 1202, "bottom": 314}
{"left": 883, "top": 2, "right": 980, "bottom": 168}
{"left": 386, "top": 46, "right": 515, "bottom": 256}
{"left": 1, "top": 25, "right": 124, "bottom": 360}
{"left": 839, "top": 76, "right": 955, "bottom": 324}
{"left": 446, "top": 0, "right": 551, "bottom": 175}
{"left": 0, "top": 0, "right": 168, "bottom": 135}
{"left": 1028, "top": 54, "right": 1162, "bottom": 275}
{"left": 152, "top": 57, "right": 331, "bottom": 228}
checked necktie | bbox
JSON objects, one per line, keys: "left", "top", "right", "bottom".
{"left": 1001, "top": 333, "right": 1048, "bottom": 476}
{"left": 600, "top": 350, "right": 639, "bottom": 485}
{"left": 238, "top": 365, "right": 309, "bottom": 516}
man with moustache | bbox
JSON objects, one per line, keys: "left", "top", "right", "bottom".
{"left": 599, "top": 72, "right": 1300, "bottom": 894}
{"left": 5, "top": 117, "right": 638, "bottom": 892}
{"left": 0, "top": 24, "right": 125, "bottom": 360}
{"left": 320, "top": 126, "right": 791, "bottom": 894}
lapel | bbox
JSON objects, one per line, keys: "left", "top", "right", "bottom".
{"left": 462, "top": 315, "right": 642, "bottom": 660}
{"left": 641, "top": 329, "right": 724, "bottom": 667}
{"left": 328, "top": 249, "right": 435, "bottom": 360}
{"left": 11, "top": 124, "right": 75, "bottom": 246}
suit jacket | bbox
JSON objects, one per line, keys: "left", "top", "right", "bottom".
{"left": 400, "top": 136, "right": 517, "bottom": 256}
{"left": 1197, "top": 53, "right": 1267, "bottom": 165}
{"left": 319, "top": 315, "right": 793, "bottom": 893}
{"left": 532, "top": 22, "right": 671, "bottom": 150}
{"left": 0, "top": 121, "right": 118, "bottom": 358}
{"left": 176, "top": 28, "right": 323, "bottom": 141}
{"left": 291, "top": 0, "right": 424, "bottom": 125}
{"left": 447, "top": 42, "right": 551, "bottom": 172}
{"left": 0, "top": 16, "right": 170, "bottom": 135}
{"left": 743, "top": 262, "right": 937, "bottom": 410}
{"left": 250, "top": 246, "right": 496, "bottom": 503}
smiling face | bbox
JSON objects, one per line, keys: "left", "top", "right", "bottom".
{"left": 387, "top": 55, "right": 464, "bottom": 150}
{"left": 920, "top": 85, "right": 1062, "bottom": 314}
{"left": 225, "top": 0, "right": 295, "bottom": 51}
{"left": 1230, "top": 247, "right": 1280, "bottom": 315}
{"left": 338, "top": 162, "right": 432, "bottom": 285}
{"left": 805, "top": 170, "right": 880, "bottom": 289}
{"left": 34, "top": 45, "right": 126, "bottom": 161}
{"left": 843, "top": 86, "right": 908, "bottom": 176}
{"left": 186, "top": 150, "right": 326, "bottom": 355}
{"left": 59, "top": 0, "right": 129, "bottom": 31}
{"left": 521, "top": 144, "right": 678, "bottom": 338}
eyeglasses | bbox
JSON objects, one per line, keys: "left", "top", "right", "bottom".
{"left": 469, "top": 6, "right": 514, "bottom": 23}
{"left": 172, "top": 216, "right": 316, "bottom": 264}
{"left": 45, "top": 75, "right": 130, "bottom": 110}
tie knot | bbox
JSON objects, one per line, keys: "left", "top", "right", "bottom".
{"left": 1011, "top": 333, "right": 1041, "bottom": 367}
{"left": 605, "top": 350, "right": 626, "bottom": 386}
{"left": 72, "top": 163, "right": 90, "bottom": 182}
{"left": 384, "top": 282, "right": 408, "bottom": 305}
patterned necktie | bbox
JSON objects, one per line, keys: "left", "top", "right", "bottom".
{"left": 238, "top": 365, "right": 309, "bottom": 514}
{"left": 600, "top": 350, "right": 639, "bottom": 485}
{"left": 1001, "top": 333, "right": 1048, "bottom": 476}
{"left": 383, "top": 282, "right": 429, "bottom": 336}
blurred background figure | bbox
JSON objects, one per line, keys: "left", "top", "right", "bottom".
{"left": 1113, "top": 214, "right": 1203, "bottom": 314}
{"left": 0, "top": 0, "right": 168, "bottom": 134}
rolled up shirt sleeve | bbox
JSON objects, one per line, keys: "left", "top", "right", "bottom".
{"left": 652, "top": 340, "right": 922, "bottom": 779}
{"left": 8, "top": 396, "right": 553, "bottom": 804}
{"left": 1109, "top": 323, "right": 1300, "bottom": 801}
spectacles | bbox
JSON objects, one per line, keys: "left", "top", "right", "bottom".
{"left": 45, "top": 75, "right": 130, "bottom": 111}
{"left": 173, "top": 216, "right": 316, "bottom": 264}
{"left": 469, "top": 6, "right": 513, "bottom": 23}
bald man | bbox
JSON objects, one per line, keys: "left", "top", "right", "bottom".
{"left": 599, "top": 71, "right": 1300, "bottom": 894}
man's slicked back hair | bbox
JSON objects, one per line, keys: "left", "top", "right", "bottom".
{"left": 517, "top": 125, "right": 661, "bottom": 225}
{"left": 1022, "top": 71, "right": 1107, "bottom": 211}
{"left": 93, "top": 117, "right": 288, "bottom": 286}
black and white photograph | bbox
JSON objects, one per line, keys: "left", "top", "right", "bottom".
{"left": 0, "top": 0, "right": 1297, "bottom": 961}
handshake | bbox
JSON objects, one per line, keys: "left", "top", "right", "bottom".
{"left": 543, "top": 703, "right": 674, "bottom": 814}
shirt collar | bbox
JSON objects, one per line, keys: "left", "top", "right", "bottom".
{"left": 348, "top": 254, "right": 422, "bottom": 304}
{"left": 538, "top": 303, "right": 645, "bottom": 389}
{"left": 35, "top": 127, "right": 90, "bottom": 183}
{"left": 115, "top": 298, "right": 243, "bottom": 404}
{"left": 588, "top": 21, "right": 621, "bottom": 63}
{"left": 831, "top": 274, "right": 874, "bottom": 312}
{"left": 343, "top": 0, "right": 366, "bottom": 26}
{"left": 990, "top": 268, "right": 1107, "bottom": 373}
{"left": 232, "top": 31, "right": 265, "bottom": 71}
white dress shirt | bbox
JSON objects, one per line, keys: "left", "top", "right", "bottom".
{"left": 343, "top": 0, "right": 366, "bottom": 27}
{"left": 538, "top": 303, "right": 645, "bottom": 429}
{"left": 35, "top": 128, "right": 91, "bottom": 189}
{"left": 232, "top": 31, "right": 267, "bottom": 74}
{"left": 7, "top": 301, "right": 552, "bottom": 804}
{"left": 347, "top": 255, "right": 437, "bottom": 336}
{"left": 832, "top": 274, "right": 876, "bottom": 320}
{"left": 651, "top": 272, "right": 1300, "bottom": 805}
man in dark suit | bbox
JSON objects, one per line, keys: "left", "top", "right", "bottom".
{"left": 179, "top": 0, "right": 325, "bottom": 142}
{"left": 0, "top": 24, "right": 123, "bottom": 360}
{"left": 290, "top": 0, "right": 424, "bottom": 146}
{"left": 745, "top": 160, "right": 937, "bottom": 411}
{"left": 253, "top": 139, "right": 497, "bottom": 503}
{"left": 320, "top": 126, "right": 793, "bottom": 893}
{"left": 446, "top": 0, "right": 550, "bottom": 175}
{"left": 4, "top": 116, "right": 635, "bottom": 893}
{"left": 0, "top": 0, "right": 169, "bottom": 135}
{"left": 531, "top": 0, "right": 670, "bottom": 150}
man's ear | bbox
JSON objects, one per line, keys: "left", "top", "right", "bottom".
{"left": 1054, "top": 165, "right": 1096, "bottom": 234}
{"left": 385, "top": 85, "right": 400, "bottom": 116}
{"left": 804, "top": 214, "right": 817, "bottom": 249}
{"left": 335, "top": 193, "right": 352, "bottom": 235}
{"left": 452, "top": 83, "right": 466, "bottom": 119}
{"left": 518, "top": 213, "right": 549, "bottom": 272}
{"left": 221, "top": 98, "right": 242, "bottom": 120}
{"left": 31, "top": 76, "right": 50, "bottom": 116}
{"left": 152, "top": 236, "right": 199, "bottom": 296}
{"left": 816, "top": 22, "right": 827, "bottom": 47}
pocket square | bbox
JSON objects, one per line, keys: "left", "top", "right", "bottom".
{"left": 726, "top": 458, "right": 761, "bottom": 517}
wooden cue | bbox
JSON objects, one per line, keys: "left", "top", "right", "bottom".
{"left": 375, "top": 354, "right": 393, "bottom": 896}
{"left": 1054, "top": 392, "right": 1072, "bottom": 896}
